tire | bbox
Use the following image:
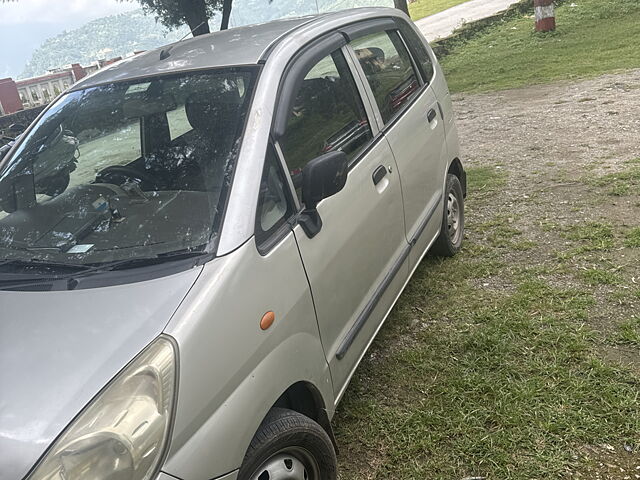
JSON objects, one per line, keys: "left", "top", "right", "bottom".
{"left": 238, "top": 408, "right": 337, "bottom": 480}
{"left": 432, "top": 173, "right": 464, "bottom": 257}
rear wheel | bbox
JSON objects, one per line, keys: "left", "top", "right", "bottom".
{"left": 238, "top": 408, "right": 337, "bottom": 480}
{"left": 432, "top": 173, "right": 464, "bottom": 257}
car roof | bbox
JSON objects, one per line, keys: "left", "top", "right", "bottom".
{"left": 72, "top": 8, "right": 401, "bottom": 89}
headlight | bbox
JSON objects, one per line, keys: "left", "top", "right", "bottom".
{"left": 29, "top": 336, "right": 177, "bottom": 480}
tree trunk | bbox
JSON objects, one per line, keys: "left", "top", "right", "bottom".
{"left": 393, "top": 0, "right": 410, "bottom": 17}
{"left": 180, "top": 0, "right": 211, "bottom": 36}
{"left": 220, "top": 0, "right": 233, "bottom": 30}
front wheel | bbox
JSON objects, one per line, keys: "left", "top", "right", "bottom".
{"left": 238, "top": 408, "right": 337, "bottom": 480}
{"left": 432, "top": 173, "right": 465, "bottom": 257}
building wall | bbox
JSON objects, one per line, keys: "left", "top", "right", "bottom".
{"left": 17, "top": 72, "right": 74, "bottom": 109}
{"left": 1, "top": 55, "right": 138, "bottom": 117}
{"left": 0, "top": 78, "right": 24, "bottom": 115}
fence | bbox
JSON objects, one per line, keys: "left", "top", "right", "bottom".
{"left": 0, "top": 105, "right": 46, "bottom": 134}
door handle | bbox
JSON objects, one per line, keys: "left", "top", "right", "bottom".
{"left": 372, "top": 165, "right": 387, "bottom": 185}
{"left": 427, "top": 108, "right": 437, "bottom": 123}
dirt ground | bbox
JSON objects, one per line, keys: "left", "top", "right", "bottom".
{"left": 454, "top": 68, "right": 640, "bottom": 479}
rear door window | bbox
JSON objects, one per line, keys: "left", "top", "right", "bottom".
{"left": 279, "top": 50, "right": 373, "bottom": 200}
{"left": 350, "top": 30, "right": 420, "bottom": 124}
{"left": 396, "top": 23, "right": 435, "bottom": 83}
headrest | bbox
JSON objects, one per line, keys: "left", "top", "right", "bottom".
{"left": 185, "top": 89, "right": 242, "bottom": 135}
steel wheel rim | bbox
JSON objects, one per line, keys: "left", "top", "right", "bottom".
{"left": 446, "top": 192, "right": 462, "bottom": 245}
{"left": 251, "top": 448, "right": 320, "bottom": 480}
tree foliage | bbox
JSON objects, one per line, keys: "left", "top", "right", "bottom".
{"left": 127, "top": 0, "right": 228, "bottom": 35}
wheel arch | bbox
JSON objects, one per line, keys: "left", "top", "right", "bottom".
{"left": 447, "top": 157, "right": 467, "bottom": 198}
{"left": 271, "top": 381, "right": 339, "bottom": 453}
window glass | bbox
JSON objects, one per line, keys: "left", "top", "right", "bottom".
{"left": 398, "top": 24, "right": 435, "bottom": 83}
{"left": 351, "top": 30, "right": 420, "bottom": 123}
{"left": 279, "top": 50, "right": 373, "bottom": 199}
{"left": 256, "top": 147, "right": 294, "bottom": 238}
{"left": 0, "top": 68, "right": 257, "bottom": 267}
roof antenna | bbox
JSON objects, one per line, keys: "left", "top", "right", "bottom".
{"left": 160, "top": 21, "right": 208, "bottom": 60}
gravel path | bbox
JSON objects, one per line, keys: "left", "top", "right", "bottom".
{"left": 415, "top": 0, "right": 521, "bottom": 41}
{"left": 454, "top": 69, "right": 640, "bottom": 177}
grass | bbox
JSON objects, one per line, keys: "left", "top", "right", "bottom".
{"left": 557, "top": 222, "right": 616, "bottom": 258}
{"left": 465, "top": 165, "right": 507, "bottom": 196}
{"left": 409, "top": 0, "right": 470, "bottom": 22}
{"left": 334, "top": 167, "right": 640, "bottom": 479}
{"left": 625, "top": 227, "right": 640, "bottom": 248}
{"left": 580, "top": 267, "right": 620, "bottom": 286}
{"left": 439, "top": 0, "right": 640, "bottom": 92}
{"left": 586, "top": 159, "right": 640, "bottom": 197}
{"left": 613, "top": 317, "right": 640, "bottom": 346}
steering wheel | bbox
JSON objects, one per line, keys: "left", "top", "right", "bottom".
{"left": 95, "top": 165, "right": 162, "bottom": 190}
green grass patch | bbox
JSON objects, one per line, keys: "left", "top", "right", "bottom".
{"left": 563, "top": 222, "right": 615, "bottom": 251}
{"left": 585, "top": 160, "right": 640, "bottom": 196}
{"left": 336, "top": 254, "right": 638, "bottom": 479}
{"left": 466, "top": 165, "right": 507, "bottom": 196}
{"left": 612, "top": 317, "right": 640, "bottom": 346}
{"left": 409, "top": 0, "right": 470, "bottom": 21}
{"left": 439, "top": 0, "right": 640, "bottom": 92}
{"left": 579, "top": 268, "right": 620, "bottom": 286}
{"left": 624, "top": 227, "right": 640, "bottom": 248}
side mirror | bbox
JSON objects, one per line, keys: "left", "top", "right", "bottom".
{"left": 299, "top": 150, "right": 348, "bottom": 238}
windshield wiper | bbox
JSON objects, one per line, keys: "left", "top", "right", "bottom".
{"left": 0, "top": 250, "right": 210, "bottom": 291}
{"left": 0, "top": 258, "right": 96, "bottom": 273}
{"left": 78, "top": 250, "right": 211, "bottom": 276}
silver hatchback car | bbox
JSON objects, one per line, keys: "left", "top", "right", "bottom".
{"left": 0, "top": 8, "right": 465, "bottom": 480}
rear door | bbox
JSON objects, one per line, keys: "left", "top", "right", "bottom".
{"left": 345, "top": 22, "right": 449, "bottom": 270}
{"left": 272, "top": 38, "right": 408, "bottom": 400}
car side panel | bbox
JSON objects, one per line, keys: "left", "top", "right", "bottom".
{"left": 383, "top": 85, "right": 447, "bottom": 271}
{"left": 291, "top": 137, "right": 408, "bottom": 401}
{"left": 162, "top": 237, "right": 333, "bottom": 480}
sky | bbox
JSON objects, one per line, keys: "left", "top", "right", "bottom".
{"left": 0, "top": 0, "right": 139, "bottom": 78}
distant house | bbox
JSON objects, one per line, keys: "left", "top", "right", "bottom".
{"left": 0, "top": 53, "right": 140, "bottom": 117}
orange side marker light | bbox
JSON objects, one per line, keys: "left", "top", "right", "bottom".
{"left": 260, "top": 311, "right": 275, "bottom": 330}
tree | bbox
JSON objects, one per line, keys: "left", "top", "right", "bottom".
{"left": 126, "top": 0, "right": 233, "bottom": 35}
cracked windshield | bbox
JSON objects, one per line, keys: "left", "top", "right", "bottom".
{"left": 0, "top": 68, "right": 256, "bottom": 267}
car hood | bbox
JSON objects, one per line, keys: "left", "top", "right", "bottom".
{"left": 0, "top": 266, "right": 202, "bottom": 480}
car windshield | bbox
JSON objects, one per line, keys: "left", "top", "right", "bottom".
{"left": 0, "top": 68, "right": 256, "bottom": 270}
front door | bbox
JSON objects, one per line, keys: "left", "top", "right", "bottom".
{"left": 275, "top": 45, "right": 408, "bottom": 400}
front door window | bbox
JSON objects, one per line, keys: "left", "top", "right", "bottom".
{"left": 279, "top": 50, "right": 373, "bottom": 201}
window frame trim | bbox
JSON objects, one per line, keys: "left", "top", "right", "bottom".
{"left": 271, "top": 32, "right": 347, "bottom": 140}
{"left": 270, "top": 32, "right": 379, "bottom": 200}
{"left": 254, "top": 141, "right": 298, "bottom": 255}
{"left": 394, "top": 18, "right": 437, "bottom": 86}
